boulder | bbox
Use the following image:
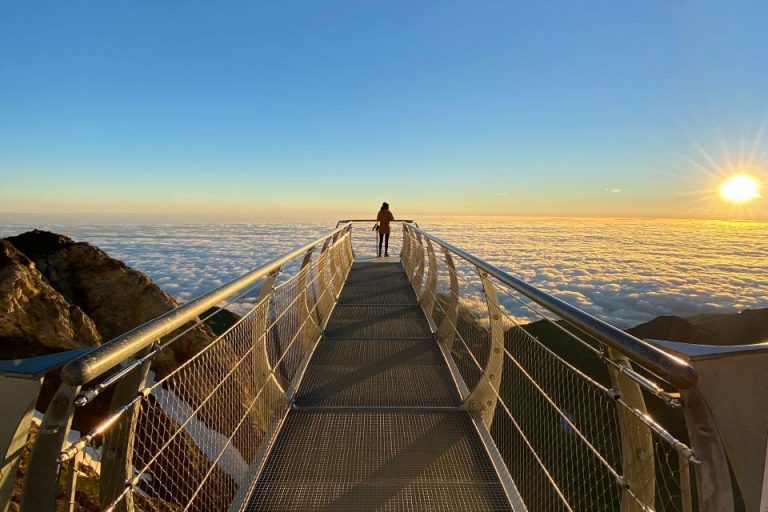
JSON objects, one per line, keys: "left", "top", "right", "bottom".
{"left": 0, "top": 240, "right": 101, "bottom": 358}
{"left": 5, "top": 230, "right": 214, "bottom": 376}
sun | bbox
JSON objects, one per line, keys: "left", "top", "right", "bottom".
{"left": 719, "top": 174, "right": 762, "bottom": 204}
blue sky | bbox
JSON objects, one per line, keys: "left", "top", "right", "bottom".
{"left": 1, "top": 0, "right": 766, "bottom": 220}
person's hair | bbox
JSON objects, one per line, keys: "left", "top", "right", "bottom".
{"left": 381, "top": 202, "right": 389, "bottom": 209}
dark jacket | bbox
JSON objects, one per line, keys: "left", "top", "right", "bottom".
{"left": 376, "top": 209, "right": 394, "bottom": 234}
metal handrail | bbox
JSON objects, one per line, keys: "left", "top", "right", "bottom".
{"left": 402, "top": 222, "right": 698, "bottom": 390}
{"left": 61, "top": 222, "right": 353, "bottom": 386}
{"left": 336, "top": 219, "right": 415, "bottom": 223}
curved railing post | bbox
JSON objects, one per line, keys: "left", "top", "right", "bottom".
{"left": 412, "top": 232, "right": 425, "bottom": 298}
{"left": 605, "top": 348, "right": 655, "bottom": 511}
{"left": 0, "top": 374, "right": 43, "bottom": 512}
{"left": 421, "top": 238, "right": 438, "bottom": 321}
{"left": 20, "top": 383, "right": 80, "bottom": 511}
{"left": 340, "top": 228, "right": 354, "bottom": 278}
{"left": 401, "top": 223, "right": 411, "bottom": 263}
{"left": 252, "top": 269, "right": 285, "bottom": 432}
{"left": 314, "top": 242, "right": 335, "bottom": 327}
{"left": 344, "top": 226, "right": 354, "bottom": 267}
{"left": 298, "top": 248, "right": 321, "bottom": 354}
{"left": 346, "top": 224, "right": 355, "bottom": 260}
{"left": 434, "top": 248, "right": 459, "bottom": 353}
{"left": 98, "top": 348, "right": 153, "bottom": 512}
{"left": 462, "top": 270, "right": 504, "bottom": 428}
{"left": 402, "top": 225, "right": 418, "bottom": 278}
{"left": 329, "top": 233, "right": 344, "bottom": 297}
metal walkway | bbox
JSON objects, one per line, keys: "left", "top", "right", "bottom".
{"left": 7, "top": 220, "right": 759, "bottom": 512}
{"left": 245, "top": 260, "right": 512, "bottom": 511}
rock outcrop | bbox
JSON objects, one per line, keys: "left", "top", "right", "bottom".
{"left": 0, "top": 240, "right": 101, "bottom": 358}
{"left": 628, "top": 308, "right": 768, "bottom": 345}
{"left": 3, "top": 230, "right": 214, "bottom": 377}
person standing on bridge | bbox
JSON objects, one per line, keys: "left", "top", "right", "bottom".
{"left": 376, "top": 202, "right": 394, "bottom": 257}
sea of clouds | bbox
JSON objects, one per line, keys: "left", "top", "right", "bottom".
{"left": 1, "top": 217, "right": 765, "bottom": 328}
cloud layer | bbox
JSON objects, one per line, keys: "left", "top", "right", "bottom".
{"left": 2, "top": 218, "right": 765, "bottom": 328}
{"left": 423, "top": 217, "right": 768, "bottom": 327}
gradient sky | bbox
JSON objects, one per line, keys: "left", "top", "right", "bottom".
{"left": 1, "top": 0, "right": 767, "bottom": 221}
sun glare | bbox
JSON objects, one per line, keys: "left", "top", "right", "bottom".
{"left": 719, "top": 174, "right": 762, "bottom": 204}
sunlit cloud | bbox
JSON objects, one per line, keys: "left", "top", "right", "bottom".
{"left": 1, "top": 218, "right": 763, "bottom": 329}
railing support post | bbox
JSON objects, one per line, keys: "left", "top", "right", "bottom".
{"left": 0, "top": 374, "right": 42, "bottom": 512}
{"left": 314, "top": 242, "right": 335, "bottom": 327}
{"left": 298, "top": 248, "right": 321, "bottom": 354}
{"left": 605, "top": 348, "right": 655, "bottom": 511}
{"left": 462, "top": 271, "right": 504, "bottom": 428}
{"left": 329, "top": 233, "right": 344, "bottom": 297}
{"left": 412, "top": 232, "right": 425, "bottom": 298}
{"left": 99, "top": 347, "right": 153, "bottom": 512}
{"left": 421, "top": 239, "right": 438, "bottom": 321}
{"left": 21, "top": 383, "right": 80, "bottom": 511}
{"left": 252, "top": 269, "right": 285, "bottom": 433}
{"left": 339, "top": 229, "right": 353, "bottom": 280}
{"left": 401, "top": 224, "right": 411, "bottom": 263}
{"left": 434, "top": 248, "right": 459, "bottom": 353}
{"left": 402, "top": 226, "right": 416, "bottom": 278}
{"left": 344, "top": 227, "right": 354, "bottom": 268}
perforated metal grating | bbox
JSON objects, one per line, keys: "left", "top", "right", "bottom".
{"left": 325, "top": 305, "right": 432, "bottom": 338}
{"left": 246, "top": 411, "right": 512, "bottom": 511}
{"left": 297, "top": 363, "right": 459, "bottom": 407}
{"left": 243, "top": 260, "right": 513, "bottom": 511}
{"left": 298, "top": 332, "right": 459, "bottom": 407}
{"left": 308, "top": 338, "right": 446, "bottom": 367}
{"left": 338, "top": 285, "right": 418, "bottom": 306}
{"left": 345, "top": 270, "right": 412, "bottom": 286}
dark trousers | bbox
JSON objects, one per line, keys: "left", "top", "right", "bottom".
{"left": 378, "top": 232, "right": 390, "bottom": 255}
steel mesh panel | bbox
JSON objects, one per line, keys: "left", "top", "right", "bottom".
{"left": 68, "top": 232, "right": 357, "bottom": 512}
{"left": 338, "top": 285, "right": 418, "bottom": 305}
{"left": 400, "top": 226, "right": 697, "bottom": 512}
{"left": 246, "top": 411, "right": 511, "bottom": 511}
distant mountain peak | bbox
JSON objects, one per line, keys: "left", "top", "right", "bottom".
{"left": 628, "top": 309, "right": 768, "bottom": 346}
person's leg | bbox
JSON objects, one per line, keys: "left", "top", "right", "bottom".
{"left": 384, "top": 233, "right": 390, "bottom": 256}
{"left": 378, "top": 233, "right": 383, "bottom": 257}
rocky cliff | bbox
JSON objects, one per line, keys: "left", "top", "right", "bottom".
{"left": 0, "top": 240, "right": 101, "bottom": 358}
{"left": 1, "top": 230, "right": 215, "bottom": 377}
{"left": 1, "top": 231, "right": 240, "bottom": 512}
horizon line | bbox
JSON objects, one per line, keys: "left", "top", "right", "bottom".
{"left": 1, "top": 211, "right": 766, "bottom": 224}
